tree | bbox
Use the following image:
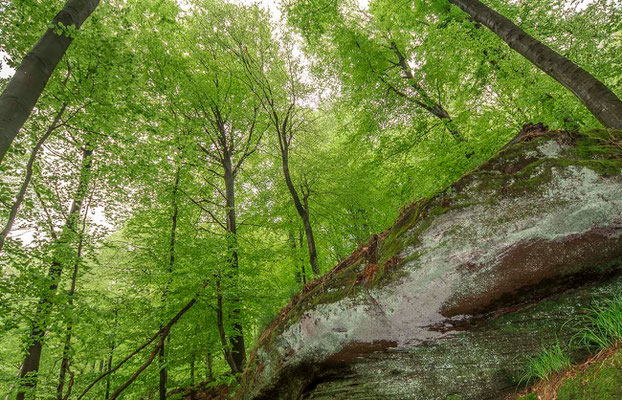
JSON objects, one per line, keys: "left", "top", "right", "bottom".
{"left": 446, "top": 0, "right": 622, "bottom": 130}
{"left": 16, "top": 143, "right": 95, "bottom": 400}
{"left": 0, "top": 0, "right": 100, "bottom": 163}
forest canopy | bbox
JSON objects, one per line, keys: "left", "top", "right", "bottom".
{"left": 0, "top": 0, "right": 620, "bottom": 399}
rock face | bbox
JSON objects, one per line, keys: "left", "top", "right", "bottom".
{"left": 238, "top": 128, "right": 622, "bottom": 400}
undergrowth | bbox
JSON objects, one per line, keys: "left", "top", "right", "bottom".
{"left": 575, "top": 294, "right": 622, "bottom": 350}
{"left": 521, "top": 294, "right": 622, "bottom": 385}
{"left": 521, "top": 341, "right": 571, "bottom": 383}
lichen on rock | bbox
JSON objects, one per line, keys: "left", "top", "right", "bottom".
{"left": 237, "top": 127, "right": 622, "bottom": 400}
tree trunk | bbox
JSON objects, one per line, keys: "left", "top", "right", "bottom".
{"left": 206, "top": 352, "right": 213, "bottom": 381}
{"left": 279, "top": 150, "right": 320, "bottom": 276}
{"left": 0, "top": 103, "right": 66, "bottom": 253}
{"left": 56, "top": 231, "right": 86, "bottom": 400}
{"left": 16, "top": 145, "right": 94, "bottom": 400}
{"left": 288, "top": 230, "right": 306, "bottom": 285}
{"left": 447, "top": 0, "right": 622, "bottom": 130}
{"left": 159, "top": 169, "right": 180, "bottom": 400}
{"left": 104, "top": 309, "right": 117, "bottom": 400}
{"left": 221, "top": 148, "right": 246, "bottom": 373}
{"left": 215, "top": 277, "right": 237, "bottom": 372}
{"left": 0, "top": 0, "right": 100, "bottom": 163}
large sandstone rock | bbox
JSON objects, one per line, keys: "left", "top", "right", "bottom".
{"left": 238, "top": 128, "right": 622, "bottom": 400}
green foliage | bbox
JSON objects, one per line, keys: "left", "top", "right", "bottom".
{"left": 0, "top": 0, "right": 620, "bottom": 398}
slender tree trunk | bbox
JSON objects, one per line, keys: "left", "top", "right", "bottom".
{"left": 105, "top": 279, "right": 212, "bottom": 400}
{"left": 56, "top": 185, "right": 93, "bottom": 400}
{"left": 0, "top": 103, "right": 66, "bottom": 253}
{"left": 215, "top": 277, "right": 237, "bottom": 372}
{"left": 289, "top": 230, "right": 306, "bottom": 285}
{"left": 279, "top": 149, "right": 320, "bottom": 276}
{"left": 16, "top": 145, "right": 94, "bottom": 400}
{"left": 206, "top": 352, "right": 213, "bottom": 381}
{"left": 55, "top": 233, "right": 85, "bottom": 400}
{"left": 0, "top": 0, "right": 100, "bottom": 163}
{"left": 158, "top": 169, "right": 180, "bottom": 400}
{"left": 190, "top": 357, "right": 195, "bottom": 385}
{"left": 104, "top": 309, "right": 117, "bottom": 400}
{"left": 447, "top": 0, "right": 622, "bottom": 130}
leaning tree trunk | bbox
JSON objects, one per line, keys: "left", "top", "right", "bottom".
{"left": 16, "top": 145, "right": 94, "bottom": 400}
{"left": 0, "top": 0, "right": 100, "bottom": 163}
{"left": 237, "top": 126, "right": 622, "bottom": 399}
{"left": 447, "top": 0, "right": 622, "bottom": 130}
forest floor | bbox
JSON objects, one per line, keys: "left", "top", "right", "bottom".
{"left": 515, "top": 344, "right": 622, "bottom": 400}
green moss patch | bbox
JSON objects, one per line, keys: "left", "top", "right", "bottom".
{"left": 557, "top": 350, "right": 622, "bottom": 399}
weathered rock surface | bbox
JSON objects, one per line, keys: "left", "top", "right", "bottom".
{"left": 238, "top": 127, "right": 622, "bottom": 400}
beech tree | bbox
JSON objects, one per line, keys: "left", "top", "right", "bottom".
{"left": 0, "top": 0, "right": 100, "bottom": 163}
{"left": 0, "top": 0, "right": 620, "bottom": 398}
{"left": 446, "top": 0, "right": 622, "bottom": 130}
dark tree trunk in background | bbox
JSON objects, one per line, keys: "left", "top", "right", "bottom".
{"left": 206, "top": 352, "right": 213, "bottom": 380}
{"left": 216, "top": 277, "right": 237, "bottom": 372}
{"left": 0, "top": 103, "right": 66, "bottom": 253}
{"left": 56, "top": 231, "right": 87, "bottom": 400}
{"left": 16, "top": 145, "right": 94, "bottom": 400}
{"left": 448, "top": 0, "right": 622, "bottom": 130}
{"left": 104, "top": 309, "right": 117, "bottom": 400}
{"left": 289, "top": 230, "right": 307, "bottom": 285}
{"left": 159, "top": 169, "right": 180, "bottom": 400}
{"left": 0, "top": 0, "right": 100, "bottom": 163}
{"left": 279, "top": 149, "right": 320, "bottom": 276}
{"left": 222, "top": 146, "right": 246, "bottom": 373}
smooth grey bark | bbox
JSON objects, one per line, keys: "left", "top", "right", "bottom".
{"left": 447, "top": 0, "right": 622, "bottom": 130}
{"left": 16, "top": 145, "right": 94, "bottom": 400}
{"left": 0, "top": 0, "right": 100, "bottom": 163}
{"left": 0, "top": 103, "right": 66, "bottom": 253}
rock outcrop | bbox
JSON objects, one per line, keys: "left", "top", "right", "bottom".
{"left": 237, "top": 127, "right": 622, "bottom": 400}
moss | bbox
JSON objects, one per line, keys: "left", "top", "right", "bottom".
{"left": 579, "top": 128, "right": 622, "bottom": 142}
{"left": 517, "top": 394, "right": 537, "bottom": 400}
{"left": 557, "top": 351, "right": 622, "bottom": 400}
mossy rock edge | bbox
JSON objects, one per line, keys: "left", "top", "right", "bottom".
{"left": 237, "top": 128, "right": 622, "bottom": 400}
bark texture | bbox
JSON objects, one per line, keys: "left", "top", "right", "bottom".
{"left": 236, "top": 126, "right": 622, "bottom": 400}
{"left": 0, "top": 0, "right": 99, "bottom": 162}
{"left": 448, "top": 0, "right": 622, "bottom": 130}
